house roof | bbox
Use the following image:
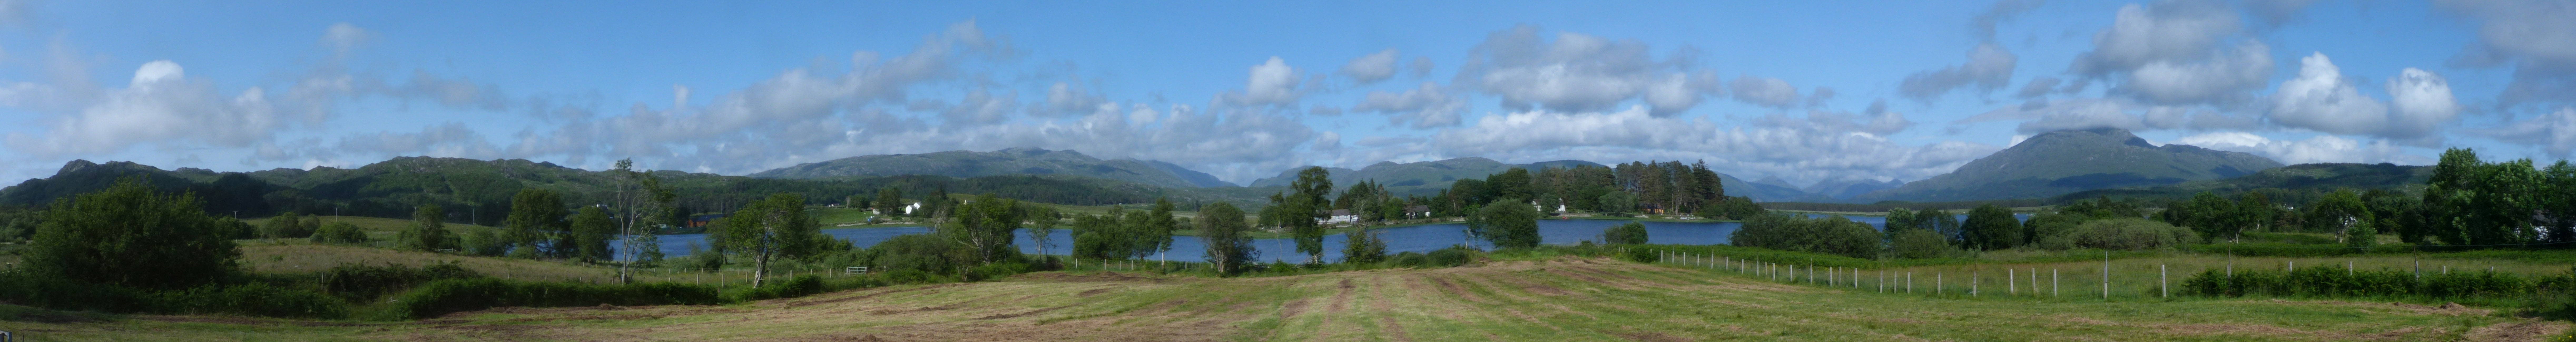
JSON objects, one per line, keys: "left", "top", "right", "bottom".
{"left": 1329, "top": 209, "right": 1351, "bottom": 216}
{"left": 1406, "top": 205, "right": 1430, "bottom": 211}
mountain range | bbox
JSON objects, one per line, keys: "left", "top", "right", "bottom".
{"left": 1243, "top": 157, "right": 1607, "bottom": 196}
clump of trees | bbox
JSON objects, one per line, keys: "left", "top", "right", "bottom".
{"left": 1601, "top": 221, "right": 1648, "bottom": 245}
{"left": 1730, "top": 213, "right": 1879, "bottom": 259}
{"left": 1070, "top": 198, "right": 1180, "bottom": 261}
{"left": 1469, "top": 199, "right": 1542, "bottom": 249}
{"left": 1442, "top": 161, "right": 1727, "bottom": 219}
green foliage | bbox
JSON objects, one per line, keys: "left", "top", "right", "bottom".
{"left": 2303, "top": 189, "right": 2376, "bottom": 249}
{"left": 2023, "top": 212, "right": 2087, "bottom": 250}
{"left": 1622, "top": 246, "right": 1659, "bottom": 263}
{"left": 27, "top": 179, "right": 240, "bottom": 291}
{"left": 1342, "top": 227, "right": 1388, "bottom": 265}
{"left": 1698, "top": 196, "right": 1765, "bottom": 220}
{"left": 262, "top": 211, "right": 317, "bottom": 239}
{"left": 945, "top": 193, "right": 1024, "bottom": 264}
{"left": 567, "top": 206, "right": 614, "bottom": 262}
{"left": 1597, "top": 191, "right": 1635, "bottom": 215}
{"left": 505, "top": 188, "right": 568, "bottom": 258}
{"left": 722, "top": 193, "right": 828, "bottom": 286}
{"left": 1425, "top": 247, "right": 1474, "bottom": 267}
{"left": 1889, "top": 228, "right": 1955, "bottom": 259}
{"left": 1197, "top": 202, "right": 1257, "bottom": 274}
{"left": 396, "top": 204, "right": 460, "bottom": 252}
{"left": 1960, "top": 204, "right": 2021, "bottom": 250}
{"left": 462, "top": 226, "right": 510, "bottom": 256}
{"left": 2424, "top": 148, "right": 2545, "bottom": 246}
{"left": 388, "top": 278, "right": 724, "bottom": 319}
{"left": 729, "top": 274, "right": 827, "bottom": 301}
{"left": 1602, "top": 221, "right": 1648, "bottom": 245}
{"left": 321, "top": 262, "right": 484, "bottom": 302}
{"left": 309, "top": 221, "right": 371, "bottom": 244}
{"left": 1732, "top": 213, "right": 1881, "bottom": 259}
{"left": 155, "top": 282, "right": 348, "bottom": 319}
{"left": 2182, "top": 242, "right": 2417, "bottom": 257}
{"left": 2069, "top": 218, "right": 2198, "bottom": 251}
{"left": 1470, "top": 199, "right": 1540, "bottom": 249}
{"left": 1289, "top": 167, "right": 1334, "bottom": 261}
{"left": 861, "top": 233, "right": 967, "bottom": 275}
{"left": 2184, "top": 267, "right": 2574, "bottom": 301}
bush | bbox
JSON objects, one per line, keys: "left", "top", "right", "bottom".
{"left": 2184, "top": 267, "right": 2557, "bottom": 300}
{"left": 2071, "top": 219, "right": 2198, "bottom": 251}
{"left": 1390, "top": 252, "right": 1429, "bottom": 268}
{"left": 0, "top": 270, "right": 154, "bottom": 313}
{"left": 1732, "top": 213, "right": 1881, "bottom": 259}
{"left": 309, "top": 222, "right": 370, "bottom": 245}
{"left": 158, "top": 283, "right": 347, "bottom": 319}
{"left": 321, "top": 262, "right": 483, "bottom": 302}
{"left": 1426, "top": 247, "right": 1474, "bottom": 267}
{"left": 1342, "top": 228, "right": 1388, "bottom": 264}
{"left": 2184, "top": 242, "right": 2416, "bottom": 257}
{"left": 1602, "top": 221, "right": 1648, "bottom": 245}
{"left": 860, "top": 234, "right": 966, "bottom": 275}
{"left": 1890, "top": 228, "right": 1955, "bottom": 259}
{"left": 729, "top": 274, "right": 827, "bottom": 301}
{"left": 389, "top": 278, "right": 724, "bottom": 319}
{"left": 879, "top": 269, "right": 943, "bottom": 284}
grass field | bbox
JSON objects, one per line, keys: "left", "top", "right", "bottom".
{"left": 244, "top": 215, "right": 494, "bottom": 243}
{"left": 4, "top": 254, "right": 2565, "bottom": 341}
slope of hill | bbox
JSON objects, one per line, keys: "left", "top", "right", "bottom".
{"left": 1, "top": 157, "right": 1272, "bottom": 224}
{"left": 1245, "top": 157, "right": 1610, "bottom": 196}
{"left": 1801, "top": 178, "right": 1905, "bottom": 201}
{"left": 1852, "top": 128, "right": 2283, "bottom": 202}
{"left": 746, "top": 148, "right": 1231, "bottom": 189}
{"left": 2053, "top": 162, "right": 2431, "bottom": 202}
{"left": 1715, "top": 172, "right": 1831, "bottom": 203}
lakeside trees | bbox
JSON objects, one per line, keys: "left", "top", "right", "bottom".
{"left": 504, "top": 189, "right": 567, "bottom": 259}
{"left": 720, "top": 193, "right": 829, "bottom": 287}
{"left": 1469, "top": 199, "right": 1540, "bottom": 249}
{"left": 1197, "top": 202, "right": 1256, "bottom": 274}
{"left": 26, "top": 179, "right": 239, "bottom": 291}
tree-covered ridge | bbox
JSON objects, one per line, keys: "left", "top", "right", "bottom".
{"left": 744, "top": 148, "right": 1232, "bottom": 189}
{"left": 1246, "top": 157, "right": 1611, "bottom": 196}
{"left": 2053, "top": 162, "right": 2432, "bottom": 203}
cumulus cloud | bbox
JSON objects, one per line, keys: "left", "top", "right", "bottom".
{"left": 2483, "top": 107, "right": 2576, "bottom": 156}
{"left": 2439, "top": 0, "right": 2576, "bottom": 106}
{"left": 1350, "top": 81, "right": 1465, "bottom": 128}
{"left": 1039, "top": 81, "right": 1105, "bottom": 115}
{"left": 1218, "top": 57, "right": 1306, "bottom": 107}
{"left": 2065, "top": 0, "right": 2275, "bottom": 106}
{"left": 1459, "top": 25, "right": 1720, "bottom": 115}
{"left": 1428, "top": 106, "right": 1993, "bottom": 184}
{"left": 1341, "top": 49, "right": 1400, "bottom": 84}
{"left": 4, "top": 61, "right": 290, "bottom": 156}
{"left": 2017, "top": 77, "right": 2062, "bottom": 99}
{"left": 1728, "top": 75, "right": 1802, "bottom": 109}
{"left": 1962, "top": 98, "right": 2256, "bottom": 133}
{"left": 2172, "top": 132, "right": 2422, "bottom": 164}
{"left": 1970, "top": 0, "right": 2047, "bottom": 41}
{"left": 1898, "top": 43, "right": 2018, "bottom": 102}
{"left": 2262, "top": 52, "right": 2461, "bottom": 142}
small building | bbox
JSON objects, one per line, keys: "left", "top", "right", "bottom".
{"left": 1405, "top": 205, "right": 1431, "bottom": 219}
{"left": 686, "top": 213, "right": 728, "bottom": 228}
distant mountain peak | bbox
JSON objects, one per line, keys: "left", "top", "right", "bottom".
{"left": 1854, "top": 128, "right": 2283, "bottom": 202}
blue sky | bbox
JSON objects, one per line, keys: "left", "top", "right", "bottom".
{"left": 1, "top": 0, "right": 2572, "bottom": 188}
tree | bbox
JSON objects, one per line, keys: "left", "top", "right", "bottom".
{"left": 1602, "top": 221, "right": 1648, "bottom": 245}
{"left": 463, "top": 225, "right": 509, "bottom": 256}
{"left": 1196, "top": 202, "right": 1256, "bottom": 274}
{"left": 1070, "top": 208, "right": 1129, "bottom": 260}
{"left": 1140, "top": 198, "right": 1178, "bottom": 260}
{"left": 1597, "top": 191, "right": 1635, "bottom": 216}
{"left": 1960, "top": 204, "right": 2021, "bottom": 250}
{"left": 568, "top": 206, "right": 614, "bottom": 262}
{"left": 26, "top": 179, "right": 240, "bottom": 291}
{"left": 1344, "top": 226, "right": 1389, "bottom": 264}
{"left": 2306, "top": 189, "right": 2375, "bottom": 248}
{"left": 609, "top": 159, "right": 678, "bottom": 283}
{"left": 2544, "top": 161, "right": 2576, "bottom": 244}
{"left": 944, "top": 194, "right": 1022, "bottom": 264}
{"left": 1471, "top": 198, "right": 1541, "bottom": 249}
{"left": 2182, "top": 191, "right": 2236, "bottom": 242}
{"left": 1890, "top": 229, "right": 1953, "bottom": 259}
{"left": 2235, "top": 192, "right": 2275, "bottom": 234}
{"left": 1287, "top": 167, "right": 1334, "bottom": 263}
{"left": 397, "top": 205, "right": 460, "bottom": 252}
{"left": 1028, "top": 205, "right": 1060, "bottom": 260}
{"left": 721, "top": 193, "right": 820, "bottom": 287}
{"left": 505, "top": 188, "right": 567, "bottom": 259}
{"left": 876, "top": 186, "right": 904, "bottom": 216}
{"left": 1732, "top": 213, "right": 1880, "bottom": 259}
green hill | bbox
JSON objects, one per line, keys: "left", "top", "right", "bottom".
{"left": 745, "top": 148, "right": 1233, "bottom": 188}
{"left": 1852, "top": 128, "right": 2282, "bottom": 203}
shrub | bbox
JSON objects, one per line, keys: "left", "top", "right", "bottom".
{"left": 729, "top": 274, "right": 827, "bottom": 301}
{"left": 1341, "top": 228, "right": 1388, "bottom": 264}
{"left": 389, "top": 278, "right": 724, "bottom": 319}
{"left": 2184, "top": 267, "right": 2548, "bottom": 300}
{"left": 1390, "top": 252, "right": 1429, "bottom": 268}
{"left": 1890, "top": 229, "right": 1954, "bottom": 259}
{"left": 1602, "top": 221, "right": 1648, "bottom": 245}
{"left": 1623, "top": 247, "right": 1659, "bottom": 263}
{"left": 1426, "top": 247, "right": 1474, "bottom": 267}
{"left": 0, "top": 270, "right": 154, "bottom": 313}
{"left": 2073, "top": 219, "right": 2196, "bottom": 251}
{"left": 321, "top": 262, "right": 483, "bottom": 302}
{"left": 309, "top": 222, "right": 370, "bottom": 245}
{"left": 860, "top": 233, "right": 966, "bottom": 275}
{"left": 1732, "top": 213, "right": 1881, "bottom": 259}
{"left": 157, "top": 283, "right": 347, "bottom": 319}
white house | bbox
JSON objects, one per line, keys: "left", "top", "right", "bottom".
{"left": 877, "top": 201, "right": 922, "bottom": 216}
{"left": 1320, "top": 209, "right": 1358, "bottom": 225}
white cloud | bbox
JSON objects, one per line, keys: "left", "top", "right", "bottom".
{"left": 1728, "top": 75, "right": 1802, "bottom": 109}
{"left": 5, "top": 61, "right": 291, "bottom": 156}
{"left": 2117, "top": 40, "right": 2273, "bottom": 105}
{"left": 2172, "top": 132, "right": 2422, "bottom": 164}
{"left": 1899, "top": 43, "right": 2018, "bottom": 102}
{"left": 2484, "top": 107, "right": 2576, "bottom": 156}
{"left": 1350, "top": 81, "right": 1465, "bottom": 128}
{"left": 1340, "top": 49, "right": 1399, "bottom": 84}
{"left": 1461, "top": 25, "right": 1719, "bottom": 115}
{"left": 1962, "top": 98, "right": 2257, "bottom": 133}
{"left": 2072, "top": 0, "right": 2242, "bottom": 75}
{"left": 2259, "top": 53, "right": 2459, "bottom": 142}
{"left": 1220, "top": 57, "right": 1305, "bottom": 107}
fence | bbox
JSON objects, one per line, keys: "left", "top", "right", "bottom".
{"left": 1646, "top": 247, "right": 2570, "bottom": 302}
